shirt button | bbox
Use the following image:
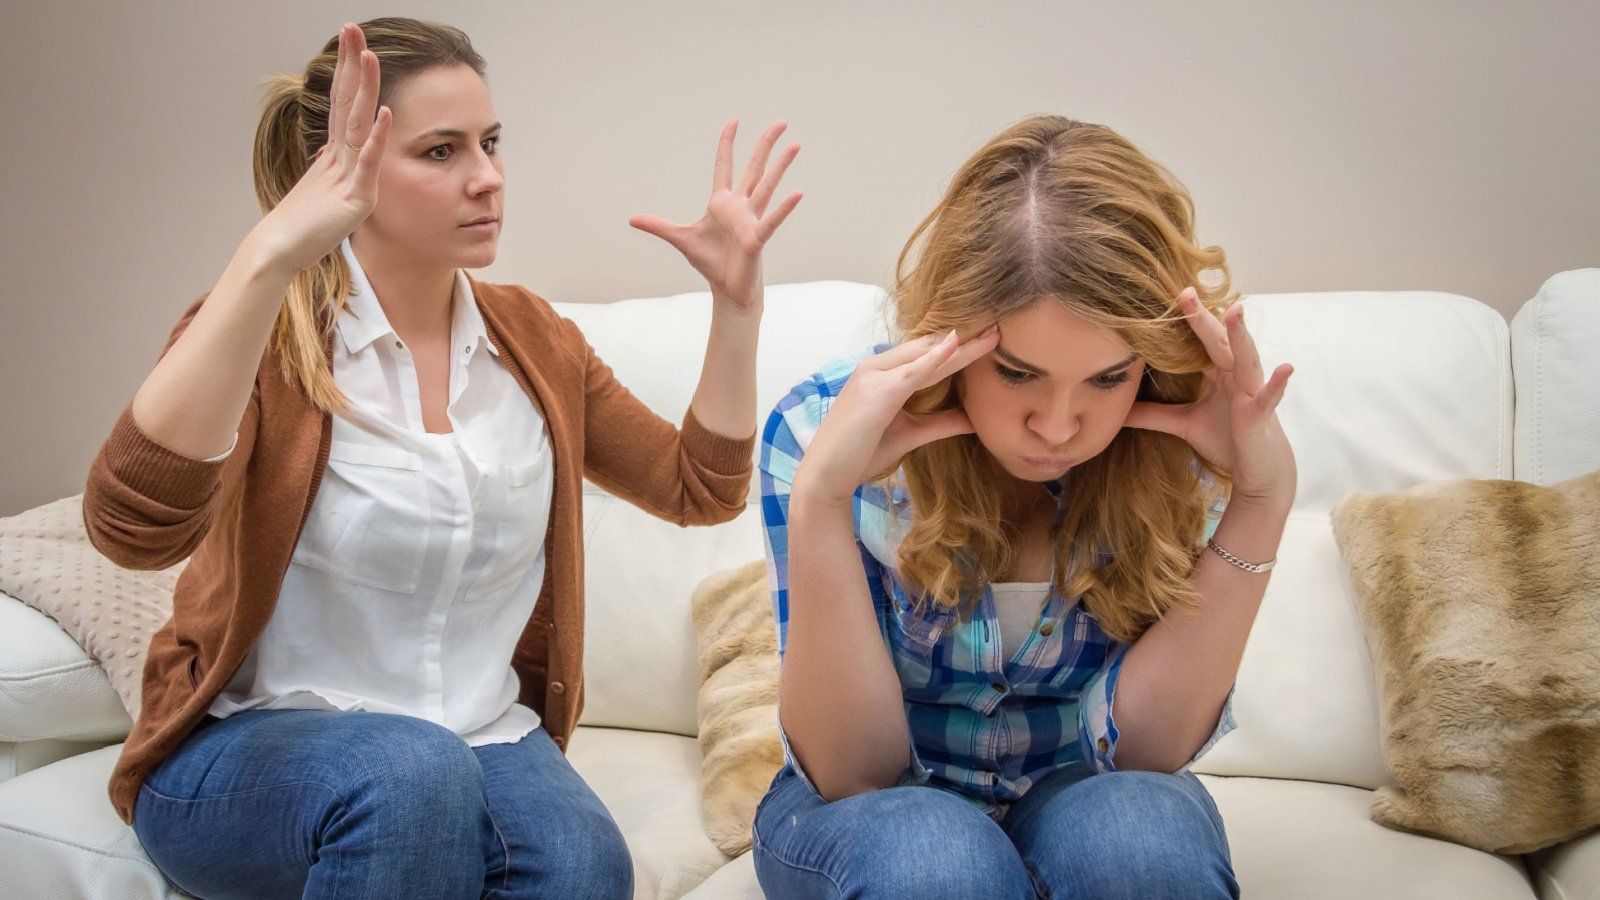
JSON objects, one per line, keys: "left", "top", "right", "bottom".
{"left": 1039, "top": 623, "right": 1054, "bottom": 636}
{"left": 1097, "top": 737, "right": 1111, "bottom": 753}
{"left": 990, "top": 682, "right": 1005, "bottom": 693}
{"left": 394, "top": 339, "right": 404, "bottom": 349}
{"left": 553, "top": 735, "right": 565, "bottom": 748}
{"left": 550, "top": 681, "right": 566, "bottom": 694}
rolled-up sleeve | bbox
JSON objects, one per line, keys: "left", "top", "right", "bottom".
{"left": 1077, "top": 641, "right": 1239, "bottom": 774}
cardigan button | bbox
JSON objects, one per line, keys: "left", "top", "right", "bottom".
{"left": 550, "top": 681, "right": 566, "bottom": 694}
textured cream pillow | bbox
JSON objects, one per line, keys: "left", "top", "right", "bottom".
{"left": 1332, "top": 470, "right": 1600, "bottom": 854}
{"left": 690, "top": 560, "right": 784, "bottom": 857}
{"left": 0, "top": 495, "right": 180, "bottom": 717}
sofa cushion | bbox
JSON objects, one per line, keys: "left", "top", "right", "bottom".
{"left": 0, "top": 746, "right": 188, "bottom": 899}
{"left": 1527, "top": 828, "right": 1600, "bottom": 900}
{"left": 1190, "top": 516, "right": 1391, "bottom": 790}
{"left": 0, "top": 593, "right": 130, "bottom": 744}
{"left": 1333, "top": 472, "right": 1600, "bottom": 854}
{"left": 678, "top": 778, "right": 1539, "bottom": 900}
{"left": 0, "top": 496, "right": 180, "bottom": 719}
{"left": 567, "top": 727, "right": 734, "bottom": 899}
{"left": 0, "top": 727, "right": 728, "bottom": 900}
{"left": 1512, "top": 268, "right": 1600, "bottom": 485}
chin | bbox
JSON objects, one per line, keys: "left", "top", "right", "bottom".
{"left": 456, "top": 244, "right": 499, "bottom": 270}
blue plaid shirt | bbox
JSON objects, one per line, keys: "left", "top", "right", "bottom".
{"left": 760, "top": 347, "right": 1236, "bottom": 817}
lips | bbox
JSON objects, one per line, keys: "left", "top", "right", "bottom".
{"left": 462, "top": 215, "right": 498, "bottom": 227}
{"left": 1022, "top": 456, "right": 1073, "bottom": 471}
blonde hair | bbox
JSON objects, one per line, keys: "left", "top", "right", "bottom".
{"left": 253, "top": 17, "right": 486, "bottom": 412}
{"left": 888, "top": 115, "right": 1233, "bottom": 642}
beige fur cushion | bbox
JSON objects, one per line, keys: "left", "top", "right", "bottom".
{"left": 690, "top": 560, "right": 784, "bottom": 856}
{"left": 0, "top": 495, "right": 179, "bottom": 718}
{"left": 1332, "top": 471, "right": 1600, "bottom": 854}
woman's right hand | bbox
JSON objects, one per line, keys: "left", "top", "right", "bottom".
{"left": 252, "top": 23, "right": 393, "bottom": 278}
{"left": 792, "top": 326, "right": 1001, "bottom": 508}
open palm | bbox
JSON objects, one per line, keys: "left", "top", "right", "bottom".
{"left": 630, "top": 119, "right": 802, "bottom": 310}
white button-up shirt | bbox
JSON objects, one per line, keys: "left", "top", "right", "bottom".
{"left": 211, "top": 240, "right": 553, "bottom": 745}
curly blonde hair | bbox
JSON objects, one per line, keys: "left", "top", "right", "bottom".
{"left": 887, "top": 115, "right": 1233, "bottom": 642}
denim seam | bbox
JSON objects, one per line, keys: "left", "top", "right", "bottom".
{"left": 752, "top": 774, "right": 849, "bottom": 898}
{"left": 482, "top": 798, "right": 513, "bottom": 896}
{"left": 138, "top": 778, "right": 346, "bottom": 806}
{"left": 754, "top": 842, "right": 850, "bottom": 899}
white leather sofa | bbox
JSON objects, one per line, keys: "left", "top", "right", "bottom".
{"left": 1, "top": 271, "right": 1597, "bottom": 899}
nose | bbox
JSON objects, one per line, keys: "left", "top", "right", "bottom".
{"left": 1026, "top": 393, "right": 1079, "bottom": 447}
{"left": 466, "top": 148, "right": 504, "bottom": 197}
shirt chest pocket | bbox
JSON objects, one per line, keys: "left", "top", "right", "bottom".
{"left": 293, "top": 441, "right": 431, "bottom": 594}
{"left": 469, "top": 457, "right": 553, "bottom": 601}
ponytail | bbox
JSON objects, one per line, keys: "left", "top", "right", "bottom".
{"left": 251, "top": 72, "right": 352, "bottom": 414}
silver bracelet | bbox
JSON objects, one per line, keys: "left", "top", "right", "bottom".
{"left": 1206, "top": 537, "right": 1276, "bottom": 574}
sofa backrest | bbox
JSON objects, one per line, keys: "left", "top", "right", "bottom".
{"left": 1189, "top": 292, "right": 1510, "bottom": 790}
{"left": 560, "top": 282, "right": 1516, "bottom": 792}
{"left": 1512, "top": 268, "right": 1600, "bottom": 485}
{"left": 554, "top": 283, "right": 891, "bottom": 737}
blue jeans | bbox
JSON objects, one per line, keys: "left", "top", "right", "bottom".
{"left": 753, "top": 764, "right": 1238, "bottom": 899}
{"left": 132, "top": 710, "right": 632, "bottom": 900}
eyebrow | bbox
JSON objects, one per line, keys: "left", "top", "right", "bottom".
{"left": 994, "top": 345, "right": 1140, "bottom": 381}
{"left": 410, "top": 122, "right": 502, "bottom": 143}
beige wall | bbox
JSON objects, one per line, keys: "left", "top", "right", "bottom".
{"left": 2, "top": 0, "right": 1596, "bottom": 515}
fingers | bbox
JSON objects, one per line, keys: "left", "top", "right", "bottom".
{"left": 353, "top": 106, "right": 392, "bottom": 187}
{"left": 1224, "top": 303, "right": 1266, "bottom": 394}
{"left": 343, "top": 47, "right": 381, "bottom": 155}
{"left": 327, "top": 25, "right": 353, "bottom": 149}
{"left": 712, "top": 118, "right": 738, "bottom": 193}
{"left": 627, "top": 213, "right": 686, "bottom": 247}
{"left": 1178, "top": 288, "right": 1235, "bottom": 372}
{"left": 928, "top": 325, "right": 1000, "bottom": 383}
{"left": 1122, "top": 399, "right": 1192, "bottom": 438}
{"left": 889, "top": 408, "right": 976, "bottom": 458}
{"left": 738, "top": 121, "right": 787, "bottom": 197}
{"left": 752, "top": 142, "right": 801, "bottom": 216}
{"left": 1254, "top": 363, "right": 1294, "bottom": 414}
{"left": 756, "top": 191, "right": 803, "bottom": 243}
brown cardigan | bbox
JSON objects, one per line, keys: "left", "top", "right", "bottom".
{"left": 84, "top": 280, "right": 754, "bottom": 824}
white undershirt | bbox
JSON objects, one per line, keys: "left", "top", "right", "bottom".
{"left": 990, "top": 581, "right": 1053, "bottom": 659}
{"left": 210, "top": 240, "right": 553, "bottom": 746}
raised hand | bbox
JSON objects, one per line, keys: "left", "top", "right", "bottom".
{"left": 254, "top": 23, "right": 393, "bottom": 277}
{"left": 629, "top": 119, "right": 802, "bottom": 310}
{"left": 794, "top": 327, "right": 1003, "bottom": 508}
{"left": 1123, "top": 288, "right": 1297, "bottom": 504}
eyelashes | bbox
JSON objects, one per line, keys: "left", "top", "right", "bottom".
{"left": 992, "top": 362, "right": 1132, "bottom": 392}
{"left": 426, "top": 135, "right": 502, "bottom": 162}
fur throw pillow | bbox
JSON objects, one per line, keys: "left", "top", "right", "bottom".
{"left": 0, "top": 495, "right": 181, "bottom": 717}
{"left": 1331, "top": 470, "right": 1600, "bottom": 854}
{"left": 690, "top": 560, "right": 784, "bottom": 856}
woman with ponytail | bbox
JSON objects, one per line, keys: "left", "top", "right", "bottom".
{"left": 753, "top": 117, "right": 1294, "bottom": 898}
{"left": 83, "top": 17, "right": 800, "bottom": 899}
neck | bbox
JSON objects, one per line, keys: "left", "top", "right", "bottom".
{"left": 349, "top": 235, "right": 456, "bottom": 343}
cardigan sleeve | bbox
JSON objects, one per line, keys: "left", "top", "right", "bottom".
{"left": 568, "top": 315, "right": 754, "bottom": 527}
{"left": 82, "top": 296, "right": 260, "bottom": 569}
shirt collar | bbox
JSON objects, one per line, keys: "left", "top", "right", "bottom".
{"left": 335, "top": 239, "right": 495, "bottom": 358}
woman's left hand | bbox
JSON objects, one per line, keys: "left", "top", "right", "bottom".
{"left": 630, "top": 119, "right": 802, "bottom": 311}
{"left": 1123, "top": 287, "right": 1297, "bottom": 506}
